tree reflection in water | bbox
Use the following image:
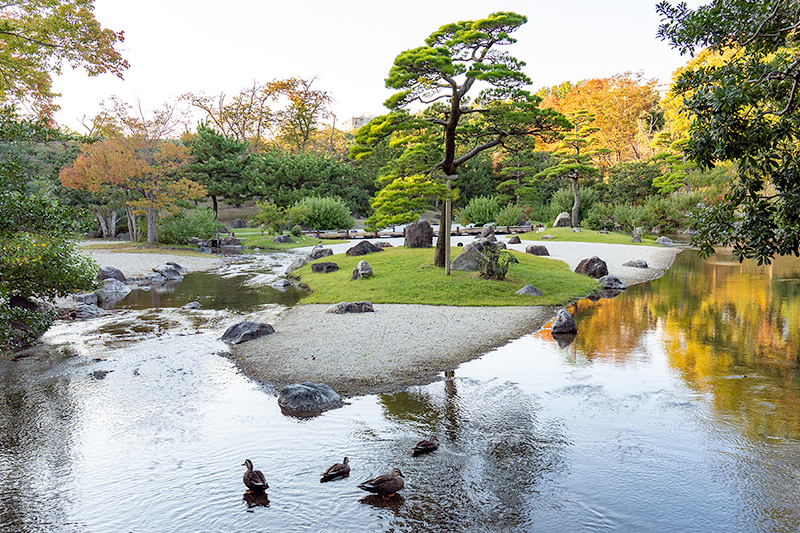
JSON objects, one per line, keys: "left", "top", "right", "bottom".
{"left": 375, "top": 376, "right": 570, "bottom": 531}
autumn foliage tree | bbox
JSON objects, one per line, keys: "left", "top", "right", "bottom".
{"left": 0, "top": 0, "right": 128, "bottom": 117}
{"left": 542, "top": 72, "right": 660, "bottom": 164}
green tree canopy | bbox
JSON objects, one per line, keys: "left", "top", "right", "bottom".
{"left": 658, "top": 0, "right": 800, "bottom": 263}
{"left": 184, "top": 123, "right": 251, "bottom": 215}
{"left": 0, "top": 108, "right": 97, "bottom": 348}
{"left": 353, "top": 11, "right": 569, "bottom": 268}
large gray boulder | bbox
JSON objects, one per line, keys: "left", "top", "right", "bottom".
{"left": 551, "top": 308, "right": 577, "bottom": 334}
{"left": 278, "top": 382, "right": 343, "bottom": 416}
{"left": 656, "top": 236, "right": 674, "bottom": 246}
{"left": 153, "top": 264, "right": 184, "bottom": 281}
{"left": 507, "top": 235, "right": 521, "bottom": 244}
{"left": 351, "top": 260, "right": 373, "bottom": 280}
{"left": 325, "top": 301, "right": 374, "bottom": 314}
{"left": 98, "top": 266, "right": 126, "bottom": 283}
{"left": 404, "top": 219, "right": 433, "bottom": 248}
{"left": 451, "top": 247, "right": 484, "bottom": 271}
{"left": 221, "top": 321, "right": 275, "bottom": 344}
{"left": 346, "top": 240, "right": 383, "bottom": 256}
{"left": 525, "top": 244, "right": 549, "bottom": 256}
{"left": 464, "top": 237, "right": 505, "bottom": 254}
{"left": 97, "top": 279, "right": 131, "bottom": 305}
{"left": 74, "top": 304, "right": 105, "bottom": 319}
{"left": 553, "top": 212, "right": 571, "bottom": 227}
{"left": 480, "top": 224, "right": 496, "bottom": 240}
{"left": 575, "top": 256, "right": 608, "bottom": 278}
{"left": 311, "top": 262, "right": 339, "bottom": 274}
{"left": 165, "top": 262, "right": 187, "bottom": 274}
{"left": 230, "top": 218, "right": 246, "bottom": 229}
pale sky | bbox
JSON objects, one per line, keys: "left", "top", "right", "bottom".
{"left": 52, "top": 0, "right": 704, "bottom": 133}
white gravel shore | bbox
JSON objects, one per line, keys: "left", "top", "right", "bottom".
{"left": 230, "top": 238, "right": 681, "bottom": 397}
{"left": 77, "top": 241, "right": 223, "bottom": 277}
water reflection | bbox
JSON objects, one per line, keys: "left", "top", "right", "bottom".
{"left": 1, "top": 250, "right": 800, "bottom": 531}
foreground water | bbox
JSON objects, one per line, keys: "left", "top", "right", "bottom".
{"left": 1, "top": 250, "right": 799, "bottom": 532}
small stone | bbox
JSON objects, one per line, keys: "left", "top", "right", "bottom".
{"left": 623, "top": 260, "right": 648, "bottom": 268}
{"left": 542, "top": 234, "right": 554, "bottom": 240}
{"left": 516, "top": 284, "right": 543, "bottom": 297}
{"left": 306, "top": 245, "right": 333, "bottom": 261}
{"left": 325, "top": 301, "right": 374, "bottom": 314}
{"left": 507, "top": 235, "right": 521, "bottom": 244}
{"left": 183, "top": 301, "right": 201, "bottom": 309}
{"left": 351, "top": 260, "right": 373, "bottom": 280}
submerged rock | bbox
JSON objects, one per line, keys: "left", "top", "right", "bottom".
{"left": 278, "top": 382, "right": 343, "bottom": 416}
{"left": 221, "top": 321, "right": 275, "bottom": 344}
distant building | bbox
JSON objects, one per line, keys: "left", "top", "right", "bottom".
{"left": 341, "top": 115, "right": 378, "bottom": 132}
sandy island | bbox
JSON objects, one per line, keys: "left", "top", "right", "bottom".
{"left": 79, "top": 237, "right": 680, "bottom": 397}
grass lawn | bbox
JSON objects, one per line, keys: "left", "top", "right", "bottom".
{"left": 517, "top": 226, "right": 658, "bottom": 245}
{"left": 231, "top": 229, "right": 344, "bottom": 250}
{"left": 296, "top": 247, "right": 600, "bottom": 306}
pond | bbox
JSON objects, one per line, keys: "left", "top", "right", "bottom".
{"left": 0, "top": 250, "right": 798, "bottom": 532}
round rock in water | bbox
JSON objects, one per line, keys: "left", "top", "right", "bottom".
{"left": 278, "top": 382, "right": 343, "bottom": 416}
{"left": 551, "top": 308, "right": 577, "bottom": 334}
{"left": 221, "top": 321, "right": 275, "bottom": 344}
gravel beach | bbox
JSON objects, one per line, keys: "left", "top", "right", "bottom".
{"left": 230, "top": 238, "right": 681, "bottom": 397}
{"left": 77, "top": 241, "right": 223, "bottom": 277}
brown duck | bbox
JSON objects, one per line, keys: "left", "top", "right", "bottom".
{"left": 241, "top": 459, "right": 268, "bottom": 492}
{"left": 358, "top": 468, "right": 405, "bottom": 498}
{"left": 412, "top": 435, "right": 439, "bottom": 455}
{"left": 321, "top": 456, "right": 350, "bottom": 482}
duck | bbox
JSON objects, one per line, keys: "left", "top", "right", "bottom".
{"left": 321, "top": 456, "right": 350, "bottom": 482}
{"left": 412, "top": 435, "right": 439, "bottom": 455}
{"left": 241, "top": 459, "right": 268, "bottom": 492}
{"left": 358, "top": 468, "right": 405, "bottom": 498}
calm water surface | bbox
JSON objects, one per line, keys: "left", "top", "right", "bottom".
{"left": 1, "top": 250, "right": 799, "bottom": 532}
